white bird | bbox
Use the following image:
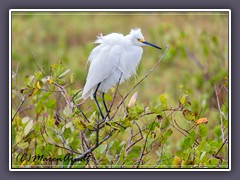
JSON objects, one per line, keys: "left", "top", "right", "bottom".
{"left": 82, "top": 28, "right": 162, "bottom": 119}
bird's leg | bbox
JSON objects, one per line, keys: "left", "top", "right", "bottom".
{"left": 93, "top": 83, "right": 105, "bottom": 119}
{"left": 102, "top": 92, "right": 111, "bottom": 120}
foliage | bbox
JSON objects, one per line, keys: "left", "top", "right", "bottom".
{"left": 11, "top": 12, "right": 229, "bottom": 169}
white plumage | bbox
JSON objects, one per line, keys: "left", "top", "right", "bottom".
{"left": 82, "top": 28, "right": 161, "bottom": 100}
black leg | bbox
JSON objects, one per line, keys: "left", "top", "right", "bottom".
{"left": 93, "top": 83, "right": 104, "bottom": 119}
{"left": 102, "top": 93, "right": 110, "bottom": 119}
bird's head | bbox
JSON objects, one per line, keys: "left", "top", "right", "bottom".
{"left": 129, "top": 28, "right": 162, "bottom": 50}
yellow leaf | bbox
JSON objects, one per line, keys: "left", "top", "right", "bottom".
{"left": 37, "top": 81, "right": 41, "bottom": 89}
{"left": 109, "top": 110, "right": 115, "bottom": 117}
{"left": 173, "top": 156, "right": 182, "bottom": 167}
{"left": 31, "top": 88, "right": 38, "bottom": 96}
{"left": 48, "top": 76, "right": 53, "bottom": 85}
{"left": 20, "top": 160, "right": 27, "bottom": 168}
{"left": 73, "top": 118, "right": 86, "bottom": 130}
{"left": 127, "top": 92, "right": 139, "bottom": 108}
{"left": 51, "top": 63, "right": 56, "bottom": 69}
{"left": 195, "top": 118, "right": 208, "bottom": 126}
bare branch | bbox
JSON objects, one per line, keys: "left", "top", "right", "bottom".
{"left": 107, "top": 73, "right": 123, "bottom": 119}
{"left": 136, "top": 119, "right": 156, "bottom": 168}
{"left": 68, "top": 129, "right": 116, "bottom": 168}
{"left": 214, "top": 135, "right": 228, "bottom": 158}
{"left": 12, "top": 96, "right": 27, "bottom": 121}
{"left": 126, "top": 121, "right": 143, "bottom": 152}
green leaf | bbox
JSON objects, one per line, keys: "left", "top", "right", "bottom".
{"left": 183, "top": 137, "right": 191, "bottom": 148}
{"left": 46, "top": 99, "right": 56, "bottom": 109}
{"left": 53, "top": 62, "right": 65, "bottom": 78}
{"left": 209, "top": 140, "right": 219, "bottom": 153}
{"left": 159, "top": 94, "right": 167, "bottom": 104}
{"left": 159, "top": 94, "right": 168, "bottom": 108}
{"left": 98, "top": 144, "right": 107, "bottom": 154}
{"left": 17, "top": 142, "right": 29, "bottom": 149}
{"left": 73, "top": 119, "right": 86, "bottom": 130}
{"left": 128, "top": 146, "right": 141, "bottom": 159}
{"left": 65, "top": 122, "right": 73, "bottom": 129}
{"left": 180, "top": 94, "right": 188, "bottom": 105}
{"left": 160, "top": 118, "right": 170, "bottom": 129}
{"left": 164, "top": 128, "right": 173, "bottom": 138}
{"left": 199, "top": 151, "right": 206, "bottom": 161}
{"left": 199, "top": 124, "right": 208, "bottom": 137}
{"left": 209, "top": 158, "right": 219, "bottom": 167}
{"left": 104, "top": 93, "right": 113, "bottom": 101}
{"left": 86, "top": 124, "right": 95, "bottom": 131}
{"left": 24, "top": 120, "right": 34, "bottom": 136}
{"left": 189, "top": 130, "right": 196, "bottom": 140}
{"left": 58, "top": 69, "right": 70, "bottom": 78}
{"left": 151, "top": 104, "right": 165, "bottom": 114}
{"left": 127, "top": 106, "right": 143, "bottom": 120}
{"left": 183, "top": 109, "right": 195, "bottom": 121}
{"left": 121, "top": 118, "right": 131, "bottom": 127}
{"left": 120, "top": 146, "right": 126, "bottom": 162}
{"left": 34, "top": 71, "right": 44, "bottom": 80}
{"left": 21, "top": 116, "right": 31, "bottom": 124}
{"left": 211, "top": 35, "right": 219, "bottom": 47}
{"left": 63, "top": 106, "right": 72, "bottom": 117}
{"left": 148, "top": 121, "right": 159, "bottom": 131}
{"left": 214, "top": 125, "right": 222, "bottom": 137}
{"left": 197, "top": 140, "right": 206, "bottom": 152}
{"left": 135, "top": 105, "right": 144, "bottom": 114}
{"left": 70, "top": 73, "right": 75, "bottom": 84}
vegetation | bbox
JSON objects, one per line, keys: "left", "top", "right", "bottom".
{"left": 11, "top": 11, "right": 229, "bottom": 168}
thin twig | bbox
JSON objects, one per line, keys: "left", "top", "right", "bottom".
{"left": 107, "top": 73, "right": 123, "bottom": 119}
{"left": 213, "top": 135, "right": 228, "bottom": 158}
{"left": 126, "top": 121, "right": 143, "bottom": 152}
{"left": 68, "top": 129, "right": 116, "bottom": 168}
{"left": 173, "top": 119, "right": 199, "bottom": 146}
{"left": 12, "top": 96, "right": 26, "bottom": 121}
{"left": 188, "top": 51, "right": 206, "bottom": 72}
{"left": 53, "top": 82, "right": 73, "bottom": 111}
{"left": 136, "top": 119, "right": 156, "bottom": 168}
{"left": 40, "top": 124, "right": 81, "bottom": 155}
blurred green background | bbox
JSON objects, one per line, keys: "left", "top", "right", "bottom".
{"left": 12, "top": 11, "right": 229, "bottom": 155}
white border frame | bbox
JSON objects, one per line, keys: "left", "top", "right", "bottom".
{"left": 9, "top": 9, "right": 231, "bottom": 171}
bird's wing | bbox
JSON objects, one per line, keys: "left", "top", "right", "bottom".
{"left": 82, "top": 44, "right": 122, "bottom": 99}
{"left": 118, "top": 46, "right": 143, "bottom": 79}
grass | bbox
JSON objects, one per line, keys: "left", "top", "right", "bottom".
{"left": 12, "top": 12, "right": 228, "bottom": 101}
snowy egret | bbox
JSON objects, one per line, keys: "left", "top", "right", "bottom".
{"left": 82, "top": 28, "right": 162, "bottom": 119}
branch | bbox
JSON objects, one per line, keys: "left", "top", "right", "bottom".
{"left": 12, "top": 96, "right": 27, "bottom": 121}
{"left": 136, "top": 119, "right": 156, "bottom": 168}
{"left": 52, "top": 82, "right": 73, "bottom": 111}
{"left": 107, "top": 73, "right": 123, "bottom": 119}
{"left": 126, "top": 121, "right": 143, "bottom": 152}
{"left": 213, "top": 135, "right": 228, "bottom": 159}
{"left": 68, "top": 129, "right": 116, "bottom": 168}
{"left": 40, "top": 124, "right": 81, "bottom": 155}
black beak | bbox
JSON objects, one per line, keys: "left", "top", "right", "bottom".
{"left": 142, "top": 41, "right": 162, "bottom": 50}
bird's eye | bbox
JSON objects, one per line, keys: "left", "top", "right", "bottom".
{"left": 137, "top": 38, "right": 143, "bottom": 42}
